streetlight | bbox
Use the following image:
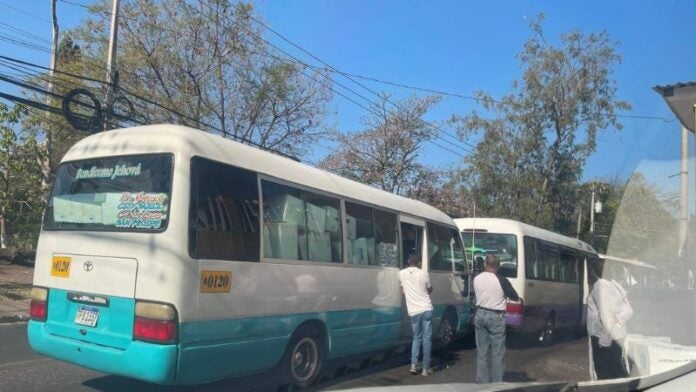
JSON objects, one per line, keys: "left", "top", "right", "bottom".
{"left": 653, "top": 82, "right": 696, "bottom": 263}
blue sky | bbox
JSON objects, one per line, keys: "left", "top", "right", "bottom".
{"left": 1, "top": 0, "right": 695, "bottom": 186}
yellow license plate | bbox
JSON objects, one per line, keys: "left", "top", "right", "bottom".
{"left": 200, "top": 271, "right": 232, "bottom": 293}
{"left": 51, "top": 256, "right": 72, "bottom": 278}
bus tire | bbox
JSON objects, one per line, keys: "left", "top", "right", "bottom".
{"left": 282, "top": 326, "right": 325, "bottom": 389}
{"left": 438, "top": 311, "right": 457, "bottom": 350}
{"left": 539, "top": 313, "right": 556, "bottom": 347}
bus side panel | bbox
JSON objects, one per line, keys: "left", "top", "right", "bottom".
{"left": 175, "top": 262, "right": 405, "bottom": 384}
{"left": 175, "top": 307, "right": 404, "bottom": 384}
{"left": 520, "top": 280, "right": 580, "bottom": 334}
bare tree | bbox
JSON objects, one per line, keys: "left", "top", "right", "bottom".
{"left": 320, "top": 94, "right": 441, "bottom": 196}
{"left": 70, "top": 0, "right": 332, "bottom": 156}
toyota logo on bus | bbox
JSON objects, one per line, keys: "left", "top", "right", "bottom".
{"left": 83, "top": 261, "right": 94, "bottom": 272}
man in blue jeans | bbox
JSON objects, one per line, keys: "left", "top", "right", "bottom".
{"left": 399, "top": 253, "right": 434, "bottom": 376}
{"left": 473, "top": 254, "right": 519, "bottom": 383}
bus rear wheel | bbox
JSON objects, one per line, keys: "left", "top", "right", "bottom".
{"left": 539, "top": 314, "right": 556, "bottom": 347}
{"left": 282, "top": 327, "right": 325, "bottom": 388}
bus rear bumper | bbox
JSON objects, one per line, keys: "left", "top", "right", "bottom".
{"left": 27, "top": 320, "right": 178, "bottom": 385}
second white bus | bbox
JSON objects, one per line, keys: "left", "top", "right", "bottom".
{"left": 454, "top": 218, "right": 597, "bottom": 344}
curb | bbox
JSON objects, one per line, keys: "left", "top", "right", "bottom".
{"left": 0, "top": 313, "right": 29, "bottom": 323}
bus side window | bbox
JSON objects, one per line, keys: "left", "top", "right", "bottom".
{"left": 262, "top": 181, "right": 343, "bottom": 263}
{"left": 189, "top": 158, "right": 260, "bottom": 262}
{"left": 524, "top": 237, "right": 538, "bottom": 279}
{"left": 425, "top": 224, "right": 459, "bottom": 272}
{"left": 560, "top": 249, "right": 578, "bottom": 283}
{"left": 345, "top": 203, "right": 398, "bottom": 267}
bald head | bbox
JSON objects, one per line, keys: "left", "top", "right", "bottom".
{"left": 484, "top": 254, "right": 500, "bottom": 271}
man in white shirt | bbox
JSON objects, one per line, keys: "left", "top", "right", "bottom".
{"left": 399, "top": 253, "right": 434, "bottom": 376}
{"left": 587, "top": 260, "right": 633, "bottom": 379}
{"left": 473, "top": 254, "right": 519, "bottom": 383}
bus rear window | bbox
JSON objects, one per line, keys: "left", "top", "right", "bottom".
{"left": 43, "top": 154, "right": 173, "bottom": 232}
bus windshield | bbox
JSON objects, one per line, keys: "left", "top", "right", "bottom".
{"left": 43, "top": 154, "right": 173, "bottom": 232}
{"left": 462, "top": 232, "right": 518, "bottom": 277}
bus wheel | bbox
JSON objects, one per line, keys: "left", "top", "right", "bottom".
{"left": 539, "top": 314, "right": 555, "bottom": 347}
{"left": 282, "top": 327, "right": 325, "bottom": 388}
{"left": 438, "top": 312, "right": 456, "bottom": 350}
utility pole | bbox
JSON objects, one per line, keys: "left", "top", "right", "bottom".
{"left": 43, "top": 0, "right": 59, "bottom": 184}
{"left": 104, "top": 0, "right": 121, "bottom": 131}
{"left": 679, "top": 125, "right": 689, "bottom": 260}
{"left": 590, "top": 185, "right": 596, "bottom": 235}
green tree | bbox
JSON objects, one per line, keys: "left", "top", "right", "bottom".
{"left": 319, "top": 94, "right": 441, "bottom": 196}
{"left": 452, "top": 15, "right": 630, "bottom": 235}
{"left": 576, "top": 177, "right": 625, "bottom": 253}
{"left": 22, "top": 34, "right": 90, "bottom": 182}
{"left": 606, "top": 173, "right": 678, "bottom": 265}
{"left": 0, "top": 103, "right": 46, "bottom": 250}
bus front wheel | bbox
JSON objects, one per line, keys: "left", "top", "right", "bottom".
{"left": 282, "top": 326, "right": 325, "bottom": 388}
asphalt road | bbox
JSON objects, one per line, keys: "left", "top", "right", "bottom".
{"left": 0, "top": 323, "right": 589, "bottom": 392}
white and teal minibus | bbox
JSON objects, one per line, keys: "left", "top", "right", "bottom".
{"left": 28, "top": 124, "right": 472, "bottom": 386}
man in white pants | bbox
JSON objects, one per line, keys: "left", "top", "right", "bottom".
{"left": 399, "top": 253, "right": 434, "bottom": 376}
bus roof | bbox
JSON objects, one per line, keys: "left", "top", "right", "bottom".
{"left": 453, "top": 217, "right": 596, "bottom": 254}
{"left": 63, "top": 124, "right": 455, "bottom": 225}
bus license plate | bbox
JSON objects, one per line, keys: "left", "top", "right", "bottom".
{"left": 74, "top": 306, "right": 99, "bottom": 327}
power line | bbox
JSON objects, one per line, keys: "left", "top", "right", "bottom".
{"left": 219, "top": 1, "right": 475, "bottom": 152}
{"left": 0, "top": 34, "right": 52, "bottom": 55}
{"left": 0, "top": 22, "right": 51, "bottom": 46}
{"left": 0, "top": 1, "right": 52, "bottom": 24}
{"left": 57, "top": 0, "right": 677, "bottom": 159}
{"left": 209, "top": 1, "right": 473, "bottom": 155}
{"left": 57, "top": 0, "right": 472, "bottom": 158}
{"left": 0, "top": 54, "right": 300, "bottom": 160}
{"left": 249, "top": 22, "right": 675, "bottom": 124}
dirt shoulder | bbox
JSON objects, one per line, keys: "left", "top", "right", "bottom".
{"left": 0, "top": 262, "right": 34, "bottom": 323}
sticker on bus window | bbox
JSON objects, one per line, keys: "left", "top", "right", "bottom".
{"left": 51, "top": 256, "right": 71, "bottom": 278}
{"left": 200, "top": 271, "right": 232, "bottom": 293}
{"left": 114, "top": 192, "right": 168, "bottom": 229}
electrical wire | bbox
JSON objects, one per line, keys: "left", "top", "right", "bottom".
{"left": 58, "top": 0, "right": 473, "bottom": 157}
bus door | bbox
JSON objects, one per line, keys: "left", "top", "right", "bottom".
{"left": 399, "top": 218, "right": 424, "bottom": 337}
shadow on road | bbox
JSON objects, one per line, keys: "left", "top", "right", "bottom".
{"left": 81, "top": 340, "right": 472, "bottom": 392}
{"left": 506, "top": 328, "right": 584, "bottom": 350}
{"left": 504, "top": 371, "right": 536, "bottom": 382}
{"left": 80, "top": 331, "right": 586, "bottom": 392}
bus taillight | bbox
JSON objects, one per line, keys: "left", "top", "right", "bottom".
{"left": 506, "top": 299, "right": 524, "bottom": 315}
{"left": 505, "top": 298, "right": 524, "bottom": 328}
{"left": 133, "top": 301, "right": 178, "bottom": 344}
{"left": 30, "top": 287, "right": 49, "bottom": 321}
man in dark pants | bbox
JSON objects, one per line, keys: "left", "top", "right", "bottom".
{"left": 473, "top": 254, "right": 519, "bottom": 383}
